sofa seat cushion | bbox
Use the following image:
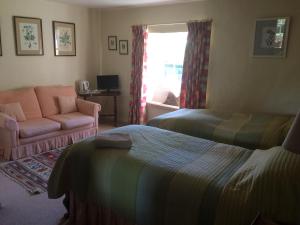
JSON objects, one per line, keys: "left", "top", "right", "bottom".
{"left": 47, "top": 112, "right": 95, "bottom": 130}
{"left": 19, "top": 118, "right": 61, "bottom": 138}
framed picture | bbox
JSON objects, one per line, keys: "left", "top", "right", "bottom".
{"left": 53, "top": 21, "right": 76, "bottom": 56}
{"left": 108, "top": 36, "right": 117, "bottom": 50}
{"left": 13, "top": 16, "right": 44, "bottom": 56}
{"left": 253, "top": 17, "right": 290, "bottom": 58}
{"left": 251, "top": 214, "right": 279, "bottom": 225}
{"left": 119, "top": 40, "right": 128, "bottom": 55}
{"left": 0, "top": 29, "right": 2, "bottom": 56}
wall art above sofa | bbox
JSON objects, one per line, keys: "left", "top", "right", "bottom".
{"left": 53, "top": 21, "right": 76, "bottom": 56}
{"left": 13, "top": 16, "right": 44, "bottom": 56}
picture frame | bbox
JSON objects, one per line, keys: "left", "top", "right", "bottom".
{"left": 0, "top": 29, "right": 2, "bottom": 56}
{"left": 119, "top": 40, "right": 128, "bottom": 55}
{"left": 13, "top": 16, "right": 44, "bottom": 56}
{"left": 108, "top": 36, "right": 117, "bottom": 50}
{"left": 53, "top": 21, "right": 76, "bottom": 56}
{"left": 251, "top": 213, "right": 279, "bottom": 225}
{"left": 253, "top": 17, "right": 290, "bottom": 58}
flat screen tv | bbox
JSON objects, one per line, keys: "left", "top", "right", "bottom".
{"left": 97, "top": 75, "right": 119, "bottom": 92}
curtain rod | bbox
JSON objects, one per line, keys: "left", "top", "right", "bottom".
{"left": 148, "top": 22, "right": 186, "bottom": 27}
{"left": 146, "top": 19, "right": 212, "bottom": 27}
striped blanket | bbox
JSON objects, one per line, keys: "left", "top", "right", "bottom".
{"left": 148, "top": 109, "right": 294, "bottom": 149}
{"left": 48, "top": 125, "right": 300, "bottom": 225}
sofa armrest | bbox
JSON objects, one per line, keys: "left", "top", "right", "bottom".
{"left": 0, "top": 112, "right": 19, "bottom": 160}
{"left": 76, "top": 99, "right": 101, "bottom": 127}
{"left": 0, "top": 112, "right": 18, "bottom": 131}
{"left": 76, "top": 99, "right": 101, "bottom": 116}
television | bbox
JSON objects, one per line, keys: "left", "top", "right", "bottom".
{"left": 97, "top": 75, "right": 119, "bottom": 92}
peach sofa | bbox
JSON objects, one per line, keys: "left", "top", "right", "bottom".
{"left": 0, "top": 86, "right": 101, "bottom": 160}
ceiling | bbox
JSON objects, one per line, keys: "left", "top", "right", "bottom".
{"left": 46, "top": 0, "right": 203, "bottom": 9}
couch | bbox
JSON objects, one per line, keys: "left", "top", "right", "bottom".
{"left": 0, "top": 85, "right": 101, "bottom": 160}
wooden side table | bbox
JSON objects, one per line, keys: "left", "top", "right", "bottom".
{"left": 78, "top": 90, "right": 121, "bottom": 127}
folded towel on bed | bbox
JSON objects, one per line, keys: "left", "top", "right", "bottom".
{"left": 95, "top": 133, "right": 132, "bottom": 149}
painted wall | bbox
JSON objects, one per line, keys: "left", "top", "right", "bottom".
{"left": 100, "top": 0, "right": 300, "bottom": 123}
{"left": 0, "top": 0, "right": 102, "bottom": 91}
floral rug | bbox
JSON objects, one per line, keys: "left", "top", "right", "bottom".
{"left": 0, "top": 148, "right": 64, "bottom": 195}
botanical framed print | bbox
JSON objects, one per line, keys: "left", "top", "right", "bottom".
{"left": 53, "top": 21, "right": 76, "bottom": 56}
{"left": 108, "top": 36, "right": 117, "bottom": 50}
{"left": 119, "top": 40, "right": 128, "bottom": 55}
{"left": 13, "top": 16, "right": 44, "bottom": 56}
{"left": 0, "top": 29, "right": 2, "bottom": 56}
{"left": 253, "top": 17, "right": 290, "bottom": 58}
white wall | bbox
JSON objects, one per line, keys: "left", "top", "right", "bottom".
{"left": 1, "top": 0, "right": 299, "bottom": 124}
{"left": 100, "top": 0, "right": 300, "bottom": 123}
{"left": 0, "top": 0, "right": 102, "bottom": 90}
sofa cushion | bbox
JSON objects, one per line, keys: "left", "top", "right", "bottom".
{"left": 35, "top": 86, "right": 77, "bottom": 117}
{"left": 19, "top": 118, "right": 61, "bottom": 138}
{"left": 58, "top": 96, "right": 77, "bottom": 114}
{"left": 0, "top": 88, "right": 42, "bottom": 119}
{"left": 0, "top": 102, "right": 26, "bottom": 122}
{"left": 47, "top": 112, "right": 94, "bottom": 130}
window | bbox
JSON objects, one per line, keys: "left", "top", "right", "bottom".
{"left": 145, "top": 31, "right": 187, "bottom": 106}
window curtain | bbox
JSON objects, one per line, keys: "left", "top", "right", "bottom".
{"left": 129, "top": 25, "right": 148, "bottom": 124}
{"left": 180, "top": 21, "right": 212, "bottom": 109}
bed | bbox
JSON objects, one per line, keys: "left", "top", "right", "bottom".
{"left": 147, "top": 109, "right": 294, "bottom": 149}
{"left": 48, "top": 125, "right": 300, "bottom": 225}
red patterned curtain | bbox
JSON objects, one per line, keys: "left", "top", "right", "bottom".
{"left": 129, "top": 25, "right": 148, "bottom": 124}
{"left": 180, "top": 21, "right": 212, "bottom": 109}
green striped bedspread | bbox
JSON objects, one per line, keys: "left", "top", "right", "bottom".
{"left": 48, "top": 125, "right": 300, "bottom": 225}
{"left": 147, "top": 109, "right": 294, "bottom": 149}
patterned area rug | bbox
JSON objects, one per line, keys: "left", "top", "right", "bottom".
{"left": 0, "top": 148, "right": 63, "bottom": 195}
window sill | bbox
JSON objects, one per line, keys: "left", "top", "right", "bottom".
{"left": 146, "top": 101, "right": 179, "bottom": 110}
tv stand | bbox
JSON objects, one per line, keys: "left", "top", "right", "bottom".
{"left": 78, "top": 90, "right": 121, "bottom": 127}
